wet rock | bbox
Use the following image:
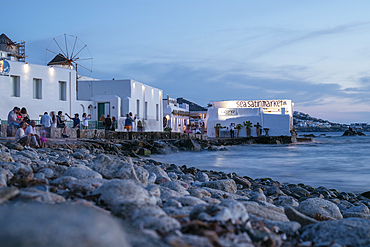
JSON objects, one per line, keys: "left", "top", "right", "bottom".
{"left": 93, "top": 179, "right": 156, "bottom": 207}
{"left": 0, "top": 204, "right": 131, "bottom": 247}
{"left": 63, "top": 167, "right": 103, "bottom": 179}
{"left": 284, "top": 206, "right": 318, "bottom": 227}
{"left": 186, "top": 139, "right": 202, "bottom": 151}
{"left": 194, "top": 171, "right": 209, "bottom": 182}
{"left": 233, "top": 176, "right": 252, "bottom": 188}
{"left": 0, "top": 152, "right": 14, "bottom": 162}
{"left": 201, "top": 179, "right": 237, "bottom": 194}
{"left": 298, "top": 198, "right": 343, "bottom": 220}
{"left": 290, "top": 186, "right": 311, "bottom": 198}
{"left": 301, "top": 218, "right": 370, "bottom": 246}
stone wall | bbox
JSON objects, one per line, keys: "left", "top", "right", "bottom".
{"left": 0, "top": 124, "right": 206, "bottom": 141}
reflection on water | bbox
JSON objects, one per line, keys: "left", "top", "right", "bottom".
{"left": 153, "top": 132, "right": 370, "bottom": 193}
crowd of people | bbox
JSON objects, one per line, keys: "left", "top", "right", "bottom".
{"left": 7, "top": 106, "right": 117, "bottom": 149}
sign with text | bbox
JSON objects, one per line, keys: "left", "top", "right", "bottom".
{"left": 0, "top": 59, "right": 10, "bottom": 76}
{"left": 213, "top": 100, "right": 291, "bottom": 109}
{"left": 218, "top": 108, "right": 237, "bottom": 116}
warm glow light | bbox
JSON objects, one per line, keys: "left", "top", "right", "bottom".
{"left": 142, "top": 85, "right": 145, "bottom": 92}
{"left": 23, "top": 63, "right": 29, "bottom": 72}
{"left": 49, "top": 66, "right": 54, "bottom": 74}
{"left": 133, "top": 81, "right": 135, "bottom": 89}
{"left": 165, "top": 115, "right": 170, "bottom": 120}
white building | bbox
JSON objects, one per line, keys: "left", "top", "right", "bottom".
{"left": 206, "top": 99, "right": 294, "bottom": 137}
{"left": 163, "top": 96, "right": 189, "bottom": 133}
{"left": 78, "top": 79, "right": 163, "bottom": 131}
{"left": 0, "top": 34, "right": 164, "bottom": 132}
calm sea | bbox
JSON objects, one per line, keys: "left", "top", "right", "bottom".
{"left": 152, "top": 132, "right": 370, "bottom": 193}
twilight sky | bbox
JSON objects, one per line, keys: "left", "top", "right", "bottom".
{"left": 3, "top": 0, "right": 370, "bottom": 123}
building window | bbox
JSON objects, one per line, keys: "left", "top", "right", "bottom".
{"left": 59, "top": 81, "right": 66, "bottom": 101}
{"left": 156, "top": 104, "right": 159, "bottom": 121}
{"left": 10, "top": 76, "right": 20, "bottom": 97}
{"left": 144, "top": 101, "right": 148, "bottom": 120}
{"left": 33, "top": 78, "right": 42, "bottom": 99}
{"left": 137, "top": 99, "right": 140, "bottom": 118}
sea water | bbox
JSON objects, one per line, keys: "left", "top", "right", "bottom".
{"left": 152, "top": 132, "right": 370, "bottom": 193}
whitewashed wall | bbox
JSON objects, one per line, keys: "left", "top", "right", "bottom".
{"left": 0, "top": 60, "right": 94, "bottom": 121}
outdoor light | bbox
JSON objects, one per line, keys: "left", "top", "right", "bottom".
{"left": 165, "top": 115, "right": 170, "bottom": 121}
{"left": 23, "top": 63, "right": 29, "bottom": 72}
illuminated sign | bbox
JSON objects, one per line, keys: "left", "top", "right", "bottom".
{"left": 213, "top": 100, "right": 291, "bottom": 109}
{"left": 0, "top": 59, "right": 10, "bottom": 76}
{"left": 218, "top": 108, "right": 237, "bottom": 116}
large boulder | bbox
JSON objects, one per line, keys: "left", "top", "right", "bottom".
{"left": 0, "top": 204, "right": 130, "bottom": 247}
{"left": 241, "top": 201, "right": 289, "bottom": 222}
{"left": 92, "top": 154, "right": 148, "bottom": 184}
{"left": 92, "top": 179, "right": 156, "bottom": 207}
{"left": 298, "top": 198, "right": 342, "bottom": 220}
{"left": 0, "top": 152, "right": 14, "bottom": 163}
{"left": 201, "top": 179, "right": 237, "bottom": 194}
{"left": 301, "top": 218, "right": 370, "bottom": 246}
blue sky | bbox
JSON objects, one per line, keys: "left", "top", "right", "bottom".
{"left": 3, "top": 1, "right": 370, "bottom": 123}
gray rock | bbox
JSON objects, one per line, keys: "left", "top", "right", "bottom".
{"left": 0, "top": 143, "right": 8, "bottom": 152}
{"left": 93, "top": 179, "right": 156, "bottom": 207}
{"left": 274, "top": 196, "right": 299, "bottom": 207}
{"left": 112, "top": 201, "right": 181, "bottom": 233}
{"left": 0, "top": 187, "right": 19, "bottom": 204}
{"left": 241, "top": 201, "right": 289, "bottom": 222}
{"left": 0, "top": 204, "right": 131, "bottom": 247}
{"left": 165, "top": 234, "right": 213, "bottom": 247}
{"left": 17, "top": 188, "right": 66, "bottom": 204}
{"left": 202, "top": 187, "right": 247, "bottom": 200}
{"left": 167, "top": 172, "right": 178, "bottom": 180}
{"left": 18, "top": 150, "right": 39, "bottom": 160}
{"left": 159, "top": 186, "right": 183, "bottom": 200}
{"left": 284, "top": 206, "right": 318, "bottom": 227}
{"left": 63, "top": 167, "right": 103, "bottom": 179}
{"left": 65, "top": 178, "right": 109, "bottom": 195}
{"left": 188, "top": 188, "right": 212, "bottom": 198}
{"left": 148, "top": 172, "right": 157, "bottom": 184}
{"left": 0, "top": 152, "right": 14, "bottom": 162}
{"left": 250, "top": 214, "right": 301, "bottom": 236}
{"left": 143, "top": 164, "right": 170, "bottom": 181}
{"left": 11, "top": 155, "right": 32, "bottom": 165}
{"left": 72, "top": 152, "right": 85, "bottom": 159}
{"left": 92, "top": 154, "right": 148, "bottom": 184}
{"left": 194, "top": 171, "right": 209, "bottom": 182}
{"left": 249, "top": 191, "right": 267, "bottom": 202}
{"left": 50, "top": 176, "right": 77, "bottom": 186}
{"left": 176, "top": 196, "right": 207, "bottom": 206}
{"left": 343, "top": 205, "right": 370, "bottom": 219}
{"left": 298, "top": 198, "right": 343, "bottom": 220}
{"left": 301, "top": 218, "right": 370, "bottom": 246}
{"left": 6, "top": 143, "right": 23, "bottom": 151}
{"left": 38, "top": 168, "right": 54, "bottom": 179}
{"left": 201, "top": 179, "right": 237, "bottom": 194}
{"left": 160, "top": 181, "right": 190, "bottom": 196}
{"left": 0, "top": 168, "right": 12, "bottom": 187}
{"left": 188, "top": 139, "right": 202, "bottom": 151}
{"left": 233, "top": 176, "right": 252, "bottom": 188}
{"left": 163, "top": 198, "right": 182, "bottom": 207}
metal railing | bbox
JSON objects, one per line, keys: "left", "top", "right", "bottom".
{"left": 0, "top": 120, "right": 117, "bottom": 130}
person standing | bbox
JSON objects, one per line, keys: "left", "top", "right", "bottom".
{"left": 66, "top": 113, "right": 80, "bottom": 129}
{"left": 82, "top": 113, "right": 91, "bottom": 129}
{"left": 137, "top": 120, "right": 143, "bottom": 132}
{"left": 230, "top": 123, "right": 235, "bottom": 139}
{"left": 111, "top": 116, "right": 117, "bottom": 131}
{"left": 50, "top": 111, "right": 57, "bottom": 128}
{"left": 25, "top": 120, "right": 40, "bottom": 148}
{"left": 40, "top": 112, "right": 52, "bottom": 138}
{"left": 104, "top": 115, "right": 112, "bottom": 130}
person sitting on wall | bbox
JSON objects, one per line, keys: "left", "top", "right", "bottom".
{"left": 137, "top": 120, "right": 143, "bottom": 132}
{"left": 25, "top": 120, "right": 40, "bottom": 148}
{"left": 20, "top": 107, "right": 31, "bottom": 125}
{"left": 104, "top": 115, "right": 112, "bottom": 131}
{"left": 57, "top": 111, "right": 69, "bottom": 138}
{"left": 15, "top": 122, "right": 31, "bottom": 149}
{"left": 66, "top": 113, "right": 80, "bottom": 129}
{"left": 7, "top": 107, "right": 21, "bottom": 128}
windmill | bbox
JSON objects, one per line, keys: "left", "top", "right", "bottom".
{"left": 46, "top": 34, "right": 93, "bottom": 79}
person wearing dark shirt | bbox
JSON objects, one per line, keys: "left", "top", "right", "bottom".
{"left": 66, "top": 113, "right": 80, "bottom": 128}
{"left": 104, "top": 115, "right": 112, "bottom": 130}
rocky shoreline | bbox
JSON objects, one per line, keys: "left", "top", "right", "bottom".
{"left": 0, "top": 138, "right": 369, "bottom": 247}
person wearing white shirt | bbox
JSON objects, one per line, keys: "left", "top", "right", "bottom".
{"left": 15, "top": 122, "right": 31, "bottom": 148}
{"left": 40, "top": 112, "right": 52, "bottom": 127}
{"left": 25, "top": 120, "right": 40, "bottom": 148}
{"left": 82, "top": 113, "right": 91, "bottom": 129}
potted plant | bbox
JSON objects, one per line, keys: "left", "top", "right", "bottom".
{"left": 214, "top": 123, "right": 224, "bottom": 138}
{"left": 164, "top": 127, "right": 172, "bottom": 132}
{"left": 243, "top": 121, "right": 252, "bottom": 137}
{"left": 235, "top": 124, "right": 242, "bottom": 138}
{"left": 254, "top": 122, "right": 262, "bottom": 137}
